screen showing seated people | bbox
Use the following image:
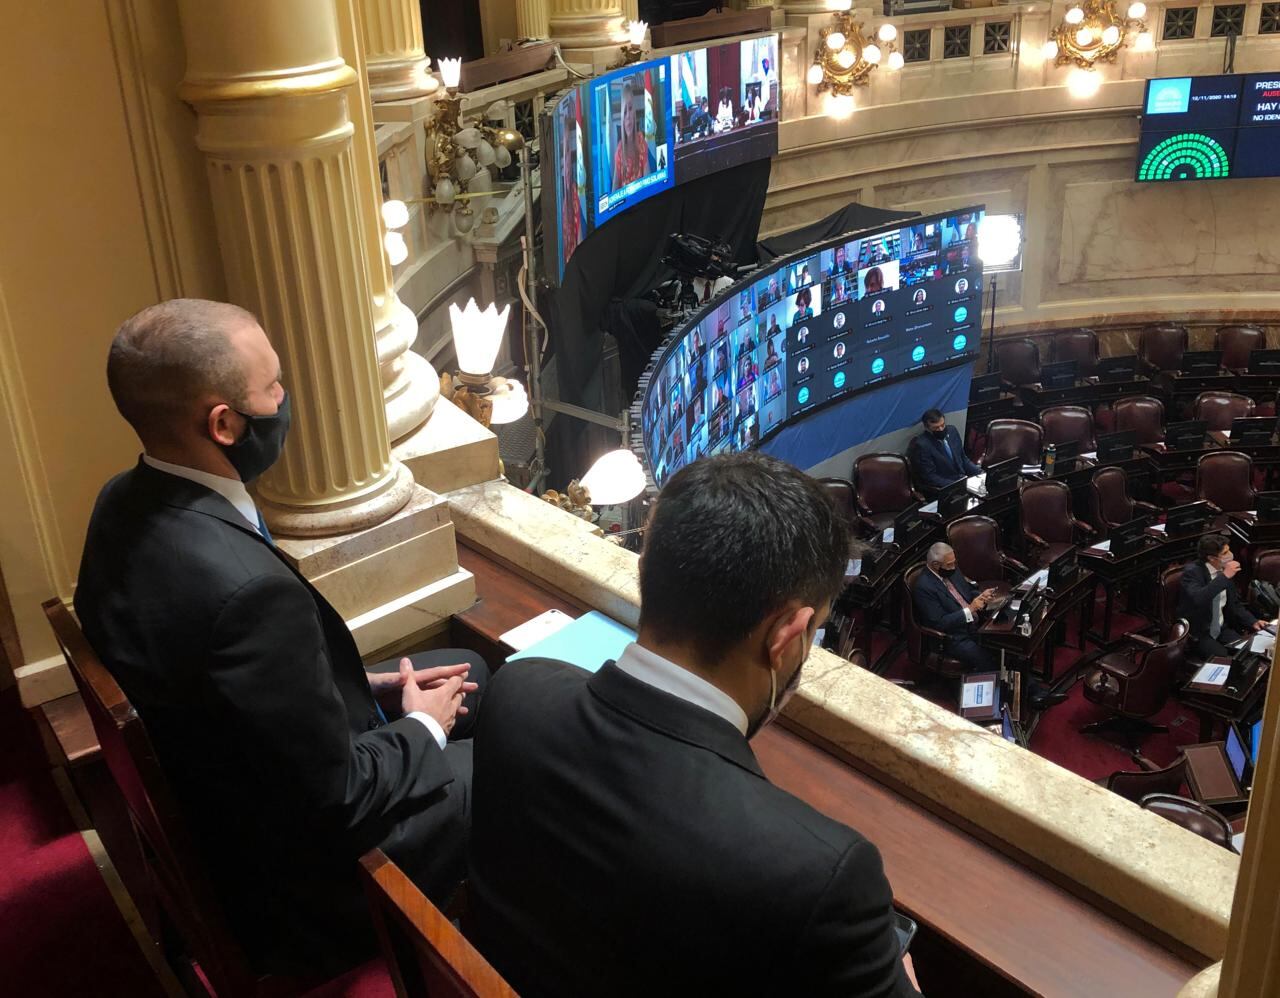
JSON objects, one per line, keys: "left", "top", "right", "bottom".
{"left": 549, "top": 86, "right": 589, "bottom": 282}
{"left": 591, "top": 58, "right": 674, "bottom": 225}
{"left": 670, "top": 34, "right": 780, "bottom": 185}
{"left": 1136, "top": 72, "right": 1280, "bottom": 181}
{"left": 639, "top": 207, "right": 986, "bottom": 487}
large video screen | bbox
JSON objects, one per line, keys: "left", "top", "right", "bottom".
{"left": 550, "top": 87, "right": 589, "bottom": 282}
{"left": 639, "top": 207, "right": 986, "bottom": 488}
{"left": 1136, "top": 72, "right": 1280, "bottom": 181}
{"left": 591, "top": 58, "right": 674, "bottom": 226}
{"left": 671, "top": 35, "right": 779, "bottom": 185}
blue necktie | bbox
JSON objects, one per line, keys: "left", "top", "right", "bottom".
{"left": 255, "top": 509, "right": 274, "bottom": 545}
{"left": 942, "top": 437, "right": 958, "bottom": 473}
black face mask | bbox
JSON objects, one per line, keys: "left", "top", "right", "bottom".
{"left": 938, "top": 566, "right": 956, "bottom": 578}
{"left": 222, "top": 392, "right": 291, "bottom": 484}
{"left": 930, "top": 428, "right": 948, "bottom": 440}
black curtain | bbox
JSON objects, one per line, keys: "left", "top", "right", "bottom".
{"left": 755, "top": 202, "right": 919, "bottom": 263}
{"left": 545, "top": 157, "right": 771, "bottom": 487}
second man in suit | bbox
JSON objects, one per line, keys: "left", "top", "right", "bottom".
{"left": 912, "top": 542, "right": 997, "bottom": 671}
{"left": 910, "top": 407, "right": 981, "bottom": 496}
{"left": 1178, "top": 533, "right": 1264, "bottom": 659}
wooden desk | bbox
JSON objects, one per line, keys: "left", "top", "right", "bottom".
{"left": 454, "top": 540, "right": 1205, "bottom": 996}
{"left": 840, "top": 525, "right": 940, "bottom": 672}
{"left": 1142, "top": 441, "right": 1219, "bottom": 489}
{"left": 979, "top": 567, "right": 1095, "bottom": 681}
{"left": 1018, "top": 376, "right": 1155, "bottom": 417}
{"left": 1158, "top": 371, "right": 1238, "bottom": 418}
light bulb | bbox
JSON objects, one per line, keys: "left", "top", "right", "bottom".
{"left": 1076, "top": 26, "right": 1094, "bottom": 46}
{"left": 627, "top": 20, "right": 647, "bottom": 47}
{"left": 826, "top": 93, "right": 855, "bottom": 119}
{"left": 488, "top": 378, "right": 529, "bottom": 425}
{"left": 1102, "top": 24, "right": 1120, "bottom": 45}
{"left": 1135, "top": 29, "right": 1154, "bottom": 49}
{"left": 878, "top": 24, "right": 898, "bottom": 42}
{"left": 807, "top": 63, "right": 825, "bottom": 86}
{"left": 887, "top": 50, "right": 904, "bottom": 70}
{"left": 835, "top": 48, "right": 856, "bottom": 69}
{"left": 1042, "top": 39, "right": 1059, "bottom": 58}
{"left": 580, "top": 449, "right": 647, "bottom": 505}
{"left": 381, "top": 199, "right": 409, "bottom": 230}
{"left": 1067, "top": 66, "right": 1102, "bottom": 98}
{"left": 439, "top": 57, "right": 461, "bottom": 89}
{"left": 1065, "top": 6, "right": 1085, "bottom": 23}
{"left": 864, "top": 44, "right": 882, "bottom": 64}
{"left": 384, "top": 231, "right": 408, "bottom": 266}
{"left": 827, "top": 31, "right": 846, "bottom": 51}
{"left": 475, "top": 139, "right": 496, "bottom": 167}
{"left": 455, "top": 152, "right": 477, "bottom": 182}
{"left": 978, "top": 214, "right": 1022, "bottom": 267}
{"left": 448, "top": 298, "right": 510, "bottom": 376}
{"left": 1127, "top": 1, "right": 1146, "bottom": 18}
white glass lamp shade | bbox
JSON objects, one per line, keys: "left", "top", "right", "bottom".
{"left": 381, "top": 199, "right": 409, "bottom": 230}
{"left": 494, "top": 144, "right": 512, "bottom": 169}
{"left": 1102, "top": 24, "right": 1121, "bottom": 45}
{"left": 488, "top": 378, "right": 529, "bottom": 425}
{"left": 1042, "top": 39, "right": 1059, "bottom": 59}
{"left": 977, "top": 214, "right": 1022, "bottom": 268}
{"left": 580, "top": 449, "right": 647, "bottom": 506}
{"left": 455, "top": 152, "right": 477, "bottom": 182}
{"left": 835, "top": 48, "right": 856, "bottom": 69}
{"left": 449, "top": 298, "right": 510, "bottom": 377}
{"left": 627, "top": 20, "right": 648, "bottom": 47}
{"left": 864, "top": 44, "right": 882, "bottom": 64}
{"left": 878, "top": 23, "right": 898, "bottom": 42}
{"left": 806, "top": 63, "right": 825, "bottom": 86}
{"left": 384, "top": 231, "right": 409, "bottom": 266}
{"left": 454, "top": 127, "right": 481, "bottom": 149}
{"left": 1127, "top": 1, "right": 1146, "bottom": 18}
{"left": 475, "top": 139, "right": 496, "bottom": 167}
{"left": 434, "top": 177, "right": 456, "bottom": 205}
{"left": 1065, "top": 6, "right": 1085, "bottom": 24}
{"left": 1076, "top": 26, "right": 1094, "bottom": 46}
{"left": 826, "top": 31, "right": 847, "bottom": 51}
{"left": 439, "top": 57, "right": 462, "bottom": 89}
{"left": 887, "top": 50, "right": 904, "bottom": 70}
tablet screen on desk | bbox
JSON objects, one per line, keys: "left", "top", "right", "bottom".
{"left": 1226, "top": 724, "right": 1249, "bottom": 783}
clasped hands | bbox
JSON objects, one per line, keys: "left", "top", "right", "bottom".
{"left": 368, "top": 661, "right": 477, "bottom": 734}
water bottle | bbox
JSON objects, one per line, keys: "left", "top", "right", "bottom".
{"left": 1043, "top": 442, "right": 1057, "bottom": 477}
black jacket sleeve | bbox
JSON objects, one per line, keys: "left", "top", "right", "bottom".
{"left": 789, "top": 839, "right": 921, "bottom": 997}
{"left": 1228, "top": 586, "right": 1259, "bottom": 632}
{"left": 203, "top": 573, "right": 455, "bottom": 851}
{"left": 1181, "top": 567, "right": 1235, "bottom": 613}
{"left": 914, "top": 576, "right": 971, "bottom": 634}
{"left": 910, "top": 437, "right": 953, "bottom": 493}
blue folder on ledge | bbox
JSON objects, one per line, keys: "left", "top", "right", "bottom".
{"left": 506, "top": 611, "right": 637, "bottom": 674}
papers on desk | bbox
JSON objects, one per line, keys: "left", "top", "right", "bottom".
{"left": 921, "top": 500, "right": 939, "bottom": 514}
{"left": 1235, "top": 629, "right": 1277, "bottom": 656}
{"left": 962, "top": 679, "right": 996, "bottom": 710}
{"left": 882, "top": 527, "right": 895, "bottom": 544}
{"left": 966, "top": 474, "right": 986, "bottom": 497}
{"left": 1149, "top": 523, "right": 1167, "bottom": 534}
{"left": 1222, "top": 429, "right": 1232, "bottom": 438}
{"left": 1191, "top": 662, "right": 1231, "bottom": 688}
{"left": 1081, "top": 451, "right": 1098, "bottom": 461}
{"left": 1021, "top": 464, "right": 1043, "bottom": 475}
{"left": 1087, "top": 539, "right": 1112, "bottom": 553}
{"left": 506, "top": 610, "right": 637, "bottom": 673}
{"left": 846, "top": 558, "right": 863, "bottom": 579}
{"left": 1018, "top": 568, "right": 1050, "bottom": 591}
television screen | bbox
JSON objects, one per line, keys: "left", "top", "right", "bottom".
{"left": 670, "top": 35, "right": 780, "bottom": 185}
{"left": 549, "top": 86, "right": 589, "bottom": 282}
{"left": 1234, "top": 74, "right": 1280, "bottom": 177}
{"left": 591, "top": 58, "right": 674, "bottom": 225}
{"left": 639, "top": 206, "right": 986, "bottom": 487}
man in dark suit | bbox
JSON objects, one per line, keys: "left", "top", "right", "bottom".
{"left": 912, "top": 542, "right": 997, "bottom": 672}
{"left": 909, "top": 407, "right": 981, "bottom": 496}
{"left": 468, "top": 452, "right": 920, "bottom": 998}
{"left": 1178, "top": 533, "right": 1264, "bottom": 659}
{"left": 75, "top": 299, "right": 484, "bottom": 975}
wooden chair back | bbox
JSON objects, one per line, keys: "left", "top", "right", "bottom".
{"left": 359, "top": 850, "right": 518, "bottom": 998}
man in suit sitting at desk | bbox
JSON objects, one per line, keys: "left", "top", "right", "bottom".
{"left": 75, "top": 299, "right": 485, "bottom": 975}
{"left": 913, "top": 542, "right": 997, "bottom": 672}
{"left": 468, "top": 452, "right": 921, "bottom": 997}
{"left": 1178, "top": 533, "right": 1264, "bottom": 659}
{"left": 909, "top": 407, "right": 981, "bottom": 496}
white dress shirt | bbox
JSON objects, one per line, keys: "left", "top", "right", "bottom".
{"left": 614, "top": 642, "right": 749, "bottom": 736}
{"left": 141, "top": 454, "right": 446, "bottom": 749}
{"left": 1208, "top": 561, "right": 1226, "bottom": 639}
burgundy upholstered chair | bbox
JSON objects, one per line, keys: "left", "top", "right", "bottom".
{"left": 1157, "top": 564, "right": 1185, "bottom": 643}
{"left": 1113, "top": 395, "right": 1166, "bottom": 446}
{"left": 903, "top": 563, "right": 966, "bottom": 680}
{"left": 1020, "top": 479, "right": 1094, "bottom": 567}
{"left": 819, "top": 477, "right": 858, "bottom": 534}
{"left": 1192, "top": 391, "right": 1255, "bottom": 432}
{"left": 853, "top": 453, "right": 921, "bottom": 532}
{"left": 982, "top": 419, "right": 1042, "bottom": 468}
{"left": 1140, "top": 794, "right": 1237, "bottom": 851}
{"left": 1196, "top": 451, "right": 1257, "bottom": 512}
{"left": 1080, "top": 620, "right": 1188, "bottom": 750}
{"left": 1103, "top": 756, "right": 1189, "bottom": 803}
{"left": 1137, "top": 323, "right": 1189, "bottom": 375}
{"left": 1041, "top": 404, "right": 1096, "bottom": 451}
{"left": 946, "top": 514, "right": 1028, "bottom": 600}
{"left": 1215, "top": 324, "right": 1267, "bottom": 373}
{"left": 1252, "top": 547, "right": 1280, "bottom": 586}
{"left": 1049, "top": 328, "right": 1100, "bottom": 377}
{"left": 995, "top": 338, "right": 1041, "bottom": 387}
{"left": 1089, "top": 466, "right": 1159, "bottom": 534}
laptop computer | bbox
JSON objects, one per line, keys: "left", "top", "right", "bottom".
{"left": 1166, "top": 500, "right": 1212, "bottom": 536}
{"left": 970, "top": 372, "right": 1002, "bottom": 402}
{"left": 1179, "top": 350, "right": 1222, "bottom": 376}
{"left": 1096, "top": 429, "right": 1137, "bottom": 464}
{"left": 1039, "top": 360, "right": 1077, "bottom": 390}
{"left": 1096, "top": 354, "right": 1139, "bottom": 382}
{"left": 1248, "top": 349, "right": 1280, "bottom": 375}
{"left": 1230, "top": 416, "right": 1275, "bottom": 445}
{"left": 1165, "top": 419, "right": 1208, "bottom": 451}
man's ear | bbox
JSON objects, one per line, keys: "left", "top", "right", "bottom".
{"left": 207, "top": 403, "right": 241, "bottom": 447}
{"left": 765, "top": 605, "right": 814, "bottom": 671}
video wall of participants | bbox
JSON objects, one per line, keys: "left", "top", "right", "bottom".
{"left": 1137, "top": 72, "right": 1280, "bottom": 181}
{"left": 541, "top": 34, "right": 781, "bottom": 281}
{"left": 639, "top": 208, "right": 986, "bottom": 488}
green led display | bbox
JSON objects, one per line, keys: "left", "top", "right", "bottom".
{"left": 1137, "top": 132, "right": 1232, "bottom": 181}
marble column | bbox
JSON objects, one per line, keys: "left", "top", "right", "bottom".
{"left": 620, "top": 0, "right": 639, "bottom": 27}
{"left": 357, "top": 0, "right": 438, "bottom": 101}
{"left": 518, "top": 0, "right": 552, "bottom": 40}
{"left": 549, "top": 0, "right": 626, "bottom": 50}
{"left": 779, "top": 0, "right": 834, "bottom": 12}
{"left": 338, "top": 0, "right": 439, "bottom": 443}
{"left": 177, "top": 0, "right": 415, "bottom": 537}
{"left": 1215, "top": 642, "right": 1280, "bottom": 997}
{"left": 746, "top": 0, "right": 776, "bottom": 8}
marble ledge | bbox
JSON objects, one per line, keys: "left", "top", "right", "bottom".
{"left": 444, "top": 481, "right": 1235, "bottom": 960}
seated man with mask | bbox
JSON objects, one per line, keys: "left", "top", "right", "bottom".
{"left": 75, "top": 299, "right": 486, "bottom": 975}
{"left": 1178, "top": 533, "right": 1265, "bottom": 659}
{"left": 468, "top": 452, "right": 920, "bottom": 997}
{"left": 909, "top": 407, "right": 981, "bottom": 497}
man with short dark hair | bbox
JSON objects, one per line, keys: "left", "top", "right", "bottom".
{"left": 909, "top": 408, "right": 981, "bottom": 496}
{"left": 1178, "top": 533, "right": 1264, "bottom": 658}
{"left": 468, "top": 452, "right": 920, "bottom": 997}
{"left": 76, "top": 299, "right": 485, "bottom": 975}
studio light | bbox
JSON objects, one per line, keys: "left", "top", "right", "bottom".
{"left": 977, "top": 213, "right": 1023, "bottom": 272}
{"left": 579, "top": 450, "right": 647, "bottom": 506}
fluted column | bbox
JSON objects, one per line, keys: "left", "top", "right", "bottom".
{"left": 550, "top": 0, "right": 626, "bottom": 50}
{"left": 746, "top": 0, "right": 776, "bottom": 9}
{"left": 620, "top": 0, "right": 639, "bottom": 27}
{"left": 177, "top": 0, "right": 414, "bottom": 537}
{"left": 357, "top": 0, "right": 438, "bottom": 101}
{"left": 518, "top": 0, "right": 552, "bottom": 40}
{"left": 338, "top": 0, "right": 439, "bottom": 443}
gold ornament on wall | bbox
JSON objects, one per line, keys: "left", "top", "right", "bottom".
{"left": 807, "top": 10, "right": 901, "bottom": 99}
{"left": 1042, "top": 0, "right": 1148, "bottom": 69}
